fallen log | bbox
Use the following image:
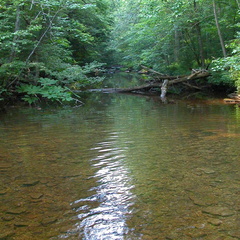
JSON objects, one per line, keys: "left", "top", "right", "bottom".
{"left": 224, "top": 98, "right": 240, "bottom": 104}
{"left": 118, "top": 71, "right": 210, "bottom": 93}
{"left": 169, "top": 71, "right": 209, "bottom": 84}
{"left": 224, "top": 93, "right": 240, "bottom": 104}
{"left": 227, "top": 93, "right": 240, "bottom": 99}
{"left": 75, "top": 68, "right": 210, "bottom": 96}
{"left": 117, "top": 83, "right": 161, "bottom": 93}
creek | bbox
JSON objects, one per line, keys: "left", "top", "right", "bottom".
{"left": 0, "top": 73, "right": 239, "bottom": 239}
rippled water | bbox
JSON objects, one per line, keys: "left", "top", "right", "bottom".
{"left": 0, "top": 86, "right": 240, "bottom": 239}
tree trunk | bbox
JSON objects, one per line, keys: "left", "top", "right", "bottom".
{"left": 194, "top": 0, "right": 205, "bottom": 67}
{"left": 213, "top": 0, "right": 227, "bottom": 58}
{"left": 174, "top": 24, "right": 180, "bottom": 62}
{"left": 184, "top": 30, "right": 201, "bottom": 66}
{"left": 9, "top": 5, "right": 21, "bottom": 62}
{"left": 195, "top": 23, "right": 205, "bottom": 67}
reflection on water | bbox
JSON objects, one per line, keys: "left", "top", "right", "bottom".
{"left": 72, "top": 133, "right": 135, "bottom": 239}
{"left": 0, "top": 90, "right": 240, "bottom": 239}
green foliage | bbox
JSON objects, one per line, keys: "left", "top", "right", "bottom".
{"left": 13, "top": 60, "right": 106, "bottom": 104}
{"left": 1, "top": 0, "right": 239, "bottom": 102}
{"left": 0, "top": 0, "right": 112, "bottom": 105}
{"left": 17, "top": 78, "right": 73, "bottom": 104}
{"left": 56, "top": 62, "right": 106, "bottom": 89}
{"left": 0, "top": 61, "right": 28, "bottom": 88}
{"left": 0, "top": 87, "right": 7, "bottom": 101}
{"left": 211, "top": 31, "right": 240, "bottom": 90}
{"left": 166, "top": 62, "right": 188, "bottom": 75}
{"left": 208, "top": 71, "right": 234, "bottom": 86}
{"left": 109, "top": 0, "right": 239, "bottom": 78}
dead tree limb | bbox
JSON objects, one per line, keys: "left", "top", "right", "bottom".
{"left": 141, "top": 65, "right": 166, "bottom": 76}
{"left": 117, "top": 71, "right": 210, "bottom": 93}
{"left": 141, "top": 65, "right": 185, "bottom": 80}
{"left": 161, "top": 80, "right": 169, "bottom": 103}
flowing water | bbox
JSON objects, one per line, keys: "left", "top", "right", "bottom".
{"left": 0, "top": 74, "right": 240, "bottom": 239}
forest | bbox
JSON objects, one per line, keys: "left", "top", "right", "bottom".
{"left": 0, "top": 0, "right": 239, "bottom": 106}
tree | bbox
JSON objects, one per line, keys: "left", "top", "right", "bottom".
{"left": 212, "top": 30, "right": 240, "bottom": 92}
{"left": 213, "top": 0, "right": 227, "bottom": 57}
{"left": 107, "top": 0, "right": 239, "bottom": 94}
{"left": 0, "top": 0, "right": 112, "bottom": 104}
{"left": 109, "top": 0, "right": 239, "bottom": 73}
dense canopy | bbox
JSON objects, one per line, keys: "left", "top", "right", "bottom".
{"left": 0, "top": 0, "right": 239, "bottom": 105}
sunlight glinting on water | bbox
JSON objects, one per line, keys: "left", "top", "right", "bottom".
{"left": 73, "top": 133, "right": 135, "bottom": 240}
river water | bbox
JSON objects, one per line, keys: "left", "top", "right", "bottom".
{"left": 0, "top": 74, "right": 240, "bottom": 239}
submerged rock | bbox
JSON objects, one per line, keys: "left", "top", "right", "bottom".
{"left": 189, "top": 196, "right": 209, "bottom": 206}
{"left": 189, "top": 195, "right": 216, "bottom": 206}
{"left": 0, "top": 162, "right": 12, "bottom": 171}
{"left": 197, "top": 168, "right": 216, "bottom": 174}
{"left": 46, "top": 181, "right": 59, "bottom": 187}
{"left": 229, "top": 231, "right": 240, "bottom": 238}
{"left": 21, "top": 180, "right": 39, "bottom": 187}
{"left": 61, "top": 174, "right": 81, "bottom": 179}
{"left": 41, "top": 217, "right": 57, "bottom": 226}
{"left": 186, "top": 231, "right": 207, "bottom": 238}
{"left": 40, "top": 179, "right": 49, "bottom": 184}
{"left": 14, "top": 221, "right": 31, "bottom": 227}
{"left": 6, "top": 207, "right": 27, "bottom": 215}
{"left": 0, "top": 230, "right": 15, "bottom": 239}
{"left": 207, "top": 218, "right": 223, "bottom": 226}
{"left": 2, "top": 215, "right": 15, "bottom": 221}
{"left": 30, "top": 193, "right": 43, "bottom": 199}
{"left": 0, "top": 189, "right": 8, "bottom": 195}
{"left": 202, "top": 206, "right": 234, "bottom": 217}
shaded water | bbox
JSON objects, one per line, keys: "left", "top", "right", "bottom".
{"left": 0, "top": 75, "right": 240, "bottom": 239}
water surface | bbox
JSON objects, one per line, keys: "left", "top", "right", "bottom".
{"left": 0, "top": 78, "right": 240, "bottom": 239}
